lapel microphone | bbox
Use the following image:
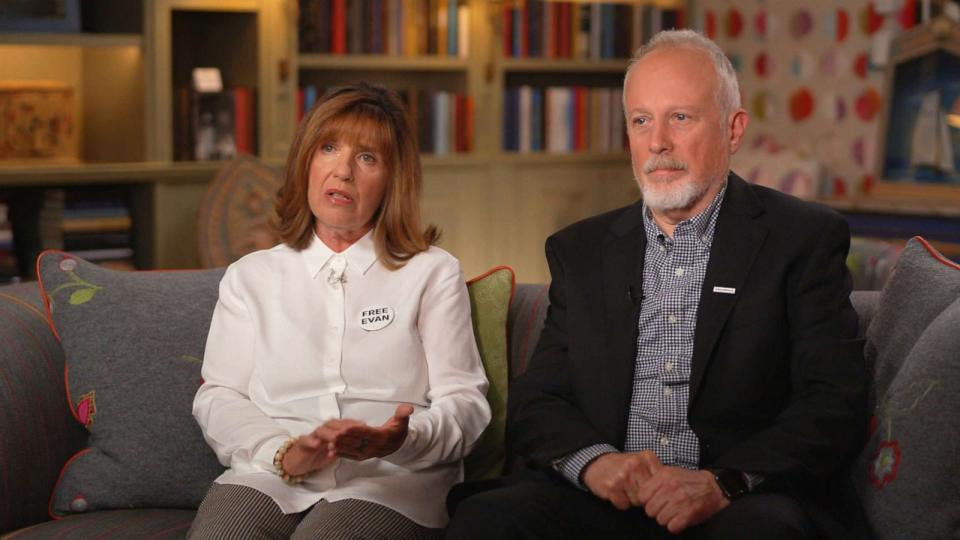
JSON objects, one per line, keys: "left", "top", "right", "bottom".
{"left": 627, "top": 285, "right": 642, "bottom": 305}
{"left": 327, "top": 269, "right": 347, "bottom": 285}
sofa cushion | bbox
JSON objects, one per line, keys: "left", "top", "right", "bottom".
{"left": 862, "top": 237, "right": 960, "bottom": 405}
{"left": 37, "top": 252, "right": 226, "bottom": 517}
{"left": 6, "top": 509, "right": 196, "bottom": 539}
{"left": 463, "top": 266, "right": 515, "bottom": 481}
{"left": 36, "top": 252, "right": 513, "bottom": 514}
{"left": 854, "top": 237, "right": 960, "bottom": 539}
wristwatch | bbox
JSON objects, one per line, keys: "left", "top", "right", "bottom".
{"left": 711, "top": 468, "right": 748, "bottom": 500}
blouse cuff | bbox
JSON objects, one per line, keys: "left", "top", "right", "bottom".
{"left": 251, "top": 434, "right": 293, "bottom": 474}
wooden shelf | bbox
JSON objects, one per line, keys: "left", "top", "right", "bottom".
{"left": 496, "top": 151, "right": 631, "bottom": 164}
{"left": 0, "top": 161, "right": 275, "bottom": 187}
{"left": 299, "top": 54, "right": 469, "bottom": 71}
{"left": 818, "top": 196, "right": 960, "bottom": 218}
{"left": 422, "top": 151, "right": 630, "bottom": 167}
{"left": 500, "top": 58, "right": 629, "bottom": 73}
{"left": 0, "top": 32, "right": 142, "bottom": 48}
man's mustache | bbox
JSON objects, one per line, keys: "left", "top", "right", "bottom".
{"left": 643, "top": 156, "right": 689, "bottom": 174}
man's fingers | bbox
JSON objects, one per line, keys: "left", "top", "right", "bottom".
{"left": 666, "top": 514, "right": 691, "bottom": 535}
{"left": 608, "top": 490, "right": 632, "bottom": 511}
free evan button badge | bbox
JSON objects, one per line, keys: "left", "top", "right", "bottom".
{"left": 360, "top": 305, "right": 394, "bottom": 331}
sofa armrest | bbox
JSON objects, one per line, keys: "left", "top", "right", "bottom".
{"left": 0, "top": 282, "right": 86, "bottom": 533}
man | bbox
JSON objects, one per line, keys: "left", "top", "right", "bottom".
{"left": 446, "top": 30, "right": 867, "bottom": 539}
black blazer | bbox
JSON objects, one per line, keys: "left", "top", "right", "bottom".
{"left": 507, "top": 173, "right": 868, "bottom": 533}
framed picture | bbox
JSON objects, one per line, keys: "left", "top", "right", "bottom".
{"left": 0, "top": 0, "right": 81, "bottom": 33}
{"left": 0, "top": 81, "right": 77, "bottom": 161}
{"left": 875, "top": 17, "right": 960, "bottom": 201}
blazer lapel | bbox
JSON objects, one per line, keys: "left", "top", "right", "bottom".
{"left": 690, "top": 174, "right": 767, "bottom": 399}
{"left": 601, "top": 203, "right": 646, "bottom": 440}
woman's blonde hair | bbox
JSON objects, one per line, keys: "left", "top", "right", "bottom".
{"left": 275, "top": 82, "right": 439, "bottom": 269}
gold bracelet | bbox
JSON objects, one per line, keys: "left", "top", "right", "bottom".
{"left": 273, "top": 437, "right": 306, "bottom": 485}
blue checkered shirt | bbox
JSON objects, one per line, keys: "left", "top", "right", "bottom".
{"left": 558, "top": 184, "right": 726, "bottom": 484}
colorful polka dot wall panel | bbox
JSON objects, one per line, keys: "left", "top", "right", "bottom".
{"left": 694, "top": 0, "right": 922, "bottom": 197}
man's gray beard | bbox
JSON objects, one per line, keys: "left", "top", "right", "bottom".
{"left": 636, "top": 174, "right": 713, "bottom": 212}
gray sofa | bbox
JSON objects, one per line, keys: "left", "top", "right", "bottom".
{"left": 1, "top": 236, "right": 958, "bottom": 539}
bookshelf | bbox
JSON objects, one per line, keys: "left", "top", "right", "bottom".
{"left": 0, "top": 0, "right": 289, "bottom": 282}
{"left": 294, "top": 0, "right": 484, "bottom": 155}
{"left": 1, "top": 0, "right": 688, "bottom": 284}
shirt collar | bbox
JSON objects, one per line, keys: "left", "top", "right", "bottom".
{"left": 301, "top": 228, "right": 379, "bottom": 279}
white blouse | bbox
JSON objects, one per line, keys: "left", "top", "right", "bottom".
{"left": 193, "top": 231, "right": 491, "bottom": 527}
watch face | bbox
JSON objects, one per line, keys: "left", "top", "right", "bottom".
{"left": 714, "top": 469, "right": 747, "bottom": 499}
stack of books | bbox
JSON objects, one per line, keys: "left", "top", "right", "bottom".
{"left": 61, "top": 190, "right": 136, "bottom": 271}
{"left": 298, "top": 86, "right": 473, "bottom": 154}
{"left": 502, "top": 1, "right": 685, "bottom": 60}
{"left": 298, "top": 0, "right": 470, "bottom": 57}
{"left": 0, "top": 201, "right": 18, "bottom": 284}
{"left": 38, "top": 189, "right": 65, "bottom": 252}
{"left": 503, "top": 85, "right": 624, "bottom": 154}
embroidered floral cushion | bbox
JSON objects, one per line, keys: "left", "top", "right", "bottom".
{"left": 854, "top": 237, "right": 960, "bottom": 539}
{"left": 38, "top": 251, "right": 226, "bottom": 516}
{"left": 463, "top": 266, "right": 515, "bottom": 481}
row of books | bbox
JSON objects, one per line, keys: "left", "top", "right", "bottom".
{"left": 503, "top": 86, "right": 625, "bottom": 154}
{"left": 502, "top": 1, "right": 686, "bottom": 60}
{"left": 297, "top": 86, "right": 474, "bottom": 154}
{"left": 0, "top": 202, "right": 17, "bottom": 284}
{"left": 298, "top": 0, "right": 470, "bottom": 57}
{"left": 174, "top": 87, "right": 257, "bottom": 162}
{"left": 38, "top": 189, "right": 137, "bottom": 271}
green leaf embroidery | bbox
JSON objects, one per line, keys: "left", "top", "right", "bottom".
{"left": 69, "top": 288, "right": 98, "bottom": 305}
{"left": 48, "top": 265, "right": 102, "bottom": 309}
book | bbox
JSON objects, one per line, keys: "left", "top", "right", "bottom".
{"left": 531, "top": 87, "right": 543, "bottom": 152}
{"left": 233, "top": 87, "right": 256, "bottom": 155}
{"left": 68, "top": 247, "right": 135, "bottom": 261}
{"left": 457, "top": 0, "right": 469, "bottom": 57}
{"left": 388, "top": 0, "right": 402, "bottom": 56}
{"left": 61, "top": 216, "right": 133, "bottom": 234}
{"left": 503, "top": 4, "right": 513, "bottom": 58}
{"left": 503, "top": 86, "right": 519, "bottom": 152}
{"left": 347, "top": 0, "right": 364, "bottom": 54}
{"left": 546, "top": 87, "right": 571, "bottom": 153}
{"left": 437, "top": 0, "right": 448, "bottom": 56}
{"left": 528, "top": 0, "right": 542, "bottom": 58}
{"left": 331, "top": 0, "right": 347, "bottom": 54}
{"left": 433, "top": 91, "right": 450, "bottom": 155}
{"left": 63, "top": 231, "right": 132, "bottom": 251}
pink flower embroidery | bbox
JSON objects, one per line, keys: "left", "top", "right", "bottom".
{"left": 870, "top": 440, "right": 901, "bottom": 489}
{"left": 77, "top": 391, "right": 97, "bottom": 428}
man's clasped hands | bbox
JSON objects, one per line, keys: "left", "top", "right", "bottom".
{"left": 582, "top": 451, "right": 731, "bottom": 534}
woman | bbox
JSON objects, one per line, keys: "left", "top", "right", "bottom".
{"left": 189, "top": 83, "right": 491, "bottom": 539}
